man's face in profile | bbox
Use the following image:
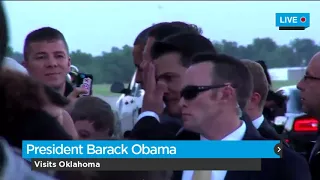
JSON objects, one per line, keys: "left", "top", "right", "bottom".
{"left": 179, "top": 62, "right": 216, "bottom": 132}
{"left": 24, "top": 40, "right": 70, "bottom": 89}
{"left": 297, "top": 54, "right": 320, "bottom": 116}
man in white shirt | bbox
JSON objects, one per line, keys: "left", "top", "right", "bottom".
{"left": 177, "top": 53, "right": 310, "bottom": 180}
{"left": 242, "top": 60, "right": 282, "bottom": 140}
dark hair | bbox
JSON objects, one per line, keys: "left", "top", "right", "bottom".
{"left": 23, "top": 27, "right": 68, "bottom": 60}
{"left": 267, "top": 90, "right": 287, "bottom": 104}
{"left": 134, "top": 26, "right": 153, "bottom": 46}
{"left": 150, "top": 33, "right": 216, "bottom": 67}
{"left": 191, "top": 53, "right": 253, "bottom": 109}
{"left": 256, "top": 60, "right": 272, "bottom": 86}
{"left": 171, "top": 21, "right": 203, "bottom": 34}
{"left": 70, "top": 96, "right": 115, "bottom": 136}
{"left": 0, "top": 1, "right": 8, "bottom": 64}
{"left": 148, "top": 22, "right": 201, "bottom": 41}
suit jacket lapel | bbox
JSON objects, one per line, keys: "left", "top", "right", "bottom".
{"left": 243, "top": 120, "right": 265, "bottom": 140}
{"left": 175, "top": 121, "right": 262, "bottom": 180}
{"left": 224, "top": 121, "right": 262, "bottom": 180}
{"left": 258, "top": 119, "right": 281, "bottom": 140}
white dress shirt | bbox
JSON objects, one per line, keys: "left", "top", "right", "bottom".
{"left": 137, "top": 111, "right": 160, "bottom": 123}
{"left": 252, "top": 115, "right": 264, "bottom": 129}
{"left": 136, "top": 112, "right": 247, "bottom": 180}
{"left": 182, "top": 121, "right": 246, "bottom": 180}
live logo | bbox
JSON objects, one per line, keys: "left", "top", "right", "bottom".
{"left": 280, "top": 16, "right": 305, "bottom": 24}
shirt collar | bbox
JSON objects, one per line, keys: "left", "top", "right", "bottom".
{"left": 252, "top": 115, "right": 264, "bottom": 129}
{"left": 201, "top": 120, "right": 246, "bottom": 141}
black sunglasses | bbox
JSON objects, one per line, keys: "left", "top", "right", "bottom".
{"left": 181, "top": 84, "right": 228, "bottom": 100}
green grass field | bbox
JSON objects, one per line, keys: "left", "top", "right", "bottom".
{"left": 92, "top": 84, "right": 117, "bottom": 96}
{"left": 93, "top": 80, "right": 299, "bottom": 96}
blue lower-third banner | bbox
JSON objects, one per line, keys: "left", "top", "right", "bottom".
{"left": 22, "top": 140, "right": 281, "bottom": 159}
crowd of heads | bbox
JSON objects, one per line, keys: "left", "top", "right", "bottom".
{"left": 2, "top": 2, "right": 320, "bottom": 178}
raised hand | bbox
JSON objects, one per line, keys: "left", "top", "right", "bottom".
{"left": 141, "top": 61, "right": 167, "bottom": 115}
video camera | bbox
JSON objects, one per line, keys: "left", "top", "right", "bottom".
{"left": 67, "top": 65, "right": 93, "bottom": 96}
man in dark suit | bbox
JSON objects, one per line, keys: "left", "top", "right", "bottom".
{"left": 297, "top": 51, "right": 320, "bottom": 180}
{"left": 132, "top": 32, "right": 216, "bottom": 140}
{"left": 132, "top": 22, "right": 204, "bottom": 136}
{"left": 131, "top": 33, "right": 276, "bottom": 141}
{"left": 242, "top": 59, "right": 283, "bottom": 140}
{"left": 133, "top": 51, "right": 310, "bottom": 180}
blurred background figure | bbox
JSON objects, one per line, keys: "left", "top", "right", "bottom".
{"left": 256, "top": 60, "right": 287, "bottom": 122}
{"left": 3, "top": 57, "right": 28, "bottom": 74}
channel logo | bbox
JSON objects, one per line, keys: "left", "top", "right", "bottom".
{"left": 275, "top": 13, "right": 310, "bottom": 30}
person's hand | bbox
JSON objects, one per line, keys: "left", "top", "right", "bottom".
{"left": 65, "top": 87, "right": 88, "bottom": 113}
{"left": 141, "top": 61, "right": 167, "bottom": 115}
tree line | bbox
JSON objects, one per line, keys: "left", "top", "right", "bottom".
{"left": 6, "top": 38, "right": 320, "bottom": 84}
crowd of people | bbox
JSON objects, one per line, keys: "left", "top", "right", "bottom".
{"left": 1, "top": 2, "right": 320, "bottom": 180}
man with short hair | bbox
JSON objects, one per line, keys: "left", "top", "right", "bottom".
{"left": 22, "top": 27, "right": 87, "bottom": 101}
{"left": 142, "top": 22, "right": 202, "bottom": 65}
{"left": 297, "top": 51, "right": 320, "bottom": 180}
{"left": 142, "top": 33, "right": 216, "bottom": 118}
{"left": 132, "top": 22, "right": 203, "bottom": 134}
{"left": 131, "top": 33, "right": 216, "bottom": 140}
{"left": 178, "top": 52, "right": 310, "bottom": 180}
{"left": 242, "top": 60, "right": 282, "bottom": 139}
{"left": 134, "top": 22, "right": 202, "bottom": 88}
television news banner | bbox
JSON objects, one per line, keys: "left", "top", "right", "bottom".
{"left": 23, "top": 12, "right": 309, "bottom": 171}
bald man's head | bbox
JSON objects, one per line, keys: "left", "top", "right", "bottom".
{"left": 297, "top": 51, "right": 320, "bottom": 118}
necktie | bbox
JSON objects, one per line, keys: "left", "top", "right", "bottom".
{"left": 192, "top": 170, "right": 212, "bottom": 180}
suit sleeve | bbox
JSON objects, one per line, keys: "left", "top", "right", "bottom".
{"left": 130, "top": 116, "right": 176, "bottom": 140}
{"left": 282, "top": 147, "right": 311, "bottom": 180}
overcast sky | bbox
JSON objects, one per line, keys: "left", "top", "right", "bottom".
{"left": 3, "top": 1, "right": 319, "bottom": 55}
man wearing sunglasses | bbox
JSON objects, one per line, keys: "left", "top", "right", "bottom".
{"left": 297, "top": 52, "right": 320, "bottom": 180}
{"left": 242, "top": 60, "right": 283, "bottom": 140}
{"left": 179, "top": 52, "right": 310, "bottom": 180}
